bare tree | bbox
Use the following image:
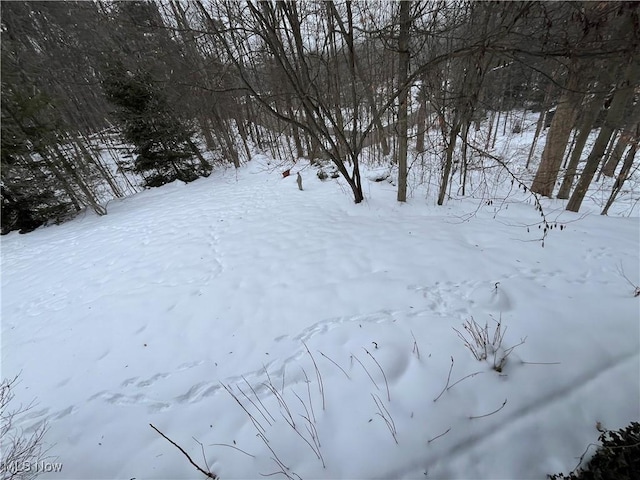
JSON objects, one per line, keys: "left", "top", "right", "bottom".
{"left": 601, "top": 126, "right": 639, "bottom": 215}
{"left": 530, "top": 61, "right": 583, "bottom": 197}
{"left": 567, "top": 56, "right": 640, "bottom": 212}
{"left": 396, "top": 1, "right": 411, "bottom": 202}
{"left": 601, "top": 102, "right": 640, "bottom": 177}
{"left": 556, "top": 87, "right": 610, "bottom": 199}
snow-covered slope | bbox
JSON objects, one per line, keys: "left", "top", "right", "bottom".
{"left": 2, "top": 155, "right": 638, "bottom": 479}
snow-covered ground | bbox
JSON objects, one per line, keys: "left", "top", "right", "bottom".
{"left": 2, "top": 148, "right": 639, "bottom": 479}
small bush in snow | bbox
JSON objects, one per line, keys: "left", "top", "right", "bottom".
{"left": 548, "top": 422, "right": 640, "bottom": 480}
{"left": 1, "top": 376, "right": 51, "bottom": 480}
{"left": 453, "top": 316, "right": 525, "bottom": 372}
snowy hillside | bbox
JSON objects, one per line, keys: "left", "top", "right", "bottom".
{"left": 2, "top": 154, "right": 639, "bottom": 479}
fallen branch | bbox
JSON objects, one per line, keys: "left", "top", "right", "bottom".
{"left": 150, "top": 423, "right": 218, "bottom": 479}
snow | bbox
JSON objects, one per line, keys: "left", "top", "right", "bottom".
{"left": 2, "top": 150, "right": 639, "bottom": 479}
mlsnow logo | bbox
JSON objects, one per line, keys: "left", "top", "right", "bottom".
{"left": 1, "top": 460, "right": 64, "bottom": 474}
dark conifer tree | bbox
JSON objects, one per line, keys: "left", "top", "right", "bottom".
{"left": 102, "top": 61, "right": 204, "bottom": 187}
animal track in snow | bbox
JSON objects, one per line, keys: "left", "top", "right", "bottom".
{"left": 136, "top": 372, "right": 170, "bottom": 387}
{"left": 177, "top": 360, "right": 204, "bottom": 371}
{"left": 408, "top": 281, "right": 474, "bottom": 318}
{"left": 292, "top": 310, "right": 397, "bottom": 344}
{"left": 174, "top": 382, "right": 221, "bottom": 404}
{"left": 88, "top": 391, "right": 170, "bottom": 413}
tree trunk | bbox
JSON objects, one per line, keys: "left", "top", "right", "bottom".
{"left": 437, "top": 120, "right": 462, "bottom": 205}
{"left": 526, "top": 81, "right": 555, "bottom": 169}
{"left": 186, "top": 137, "right": 212, "bottom": 172}
{"left": 396, "top": 1, "right": 411, "bottom": 203}
{"left": 601, "top": 103, "right": 640, "bottom": 177}
{"left": 74, "top": 136, "right": 124, "bottom": 198}
{"left": 557, "top": 90, "right": 608, "bottom": 199}
{"left": 415, "top": 82, "right": 428, "bottom": 153}
{"left": 460, "top": 121, "right": 470, "bottom": 196}
{"left": 567, "top": 58, "right": 639, "bottom": 212}
{"left": 601, "top": 135, "right": 638, "bottom": 215}
{"left": 595, "top": 131, "right": 621, "bottom": 183}
{"left": 51, "top": 144, "right": 106, "bottom": 215}
{"left": 531, "top": 66, "right": 582, "bottom": 197}
{"left": 199, "top": 117, "right": 217, "bottom": 151}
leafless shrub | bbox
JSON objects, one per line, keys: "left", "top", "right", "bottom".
{"left": 453, "top": 316, "right": 526, "bottom": 372}
{"left": 220, "top": 362, "right": 326, "bottom": 477}
{"left": 1, "top": 376, "right": 51, "bottom": 480}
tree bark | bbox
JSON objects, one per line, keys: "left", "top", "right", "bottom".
{"left": 415, "top": 80, "right": 428, "bottom": 153}
{"left": 567, "top": 58, "right": 639, "bottom": 212}
{"left": 557, "top": 89, "right": 608, "bottom": 199}
{"left": 437, "top": 120, "right": 462, "bottom": 205}
{"left": 396, "top": 1, "right": 411, "bottom": 203}
{"left": 526, "top": 81, "right": 555, "bottom": 169}
{"left": 601, "top": 133, "right": 638, "bottom": 215}
{"left": 531, "top": 64, "right": 582, "bottom": 197}
{"left": 601, "top": 103, "right": 640, "bottom": 177}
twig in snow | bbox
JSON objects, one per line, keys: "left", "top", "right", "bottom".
{"left": 261, "top": 365, "right": 295, "bottom": 427}
{"left": 256, "top": 432, "right": 301, "bottom": 480}
{"left": 494, "top": 337, "right": 527, "bottom": 372}
{"left": 447, "top": 371, "right": 483, "bottom": 392}
{"left": 300, "top": 366, "right": 316, "bottom": 423}
{"left": 318, "top": 350, "right": 351, "bottom": 379}
{"left": 520, "top": 360, "right": 561, "bottom": 366}
{"left": 209, "top": 443, "right": 255, "bottom": 458}
{"left": 433, "top": 357, "right": 454, "bottom": 402}
{"left": 289, "top": 391, "right": 324, "bottom": 463}
{"left": 302, "top": 341, "right": 325, "bottom": 410}
{"left": 572, "top": 442, "right": 599, "bottom": 473}
{"left": 239, "top": 376, "right": 274, "bottom": 425}
{"left": 447, "top": 372, "right": 482, "bottom": 391}
{"left": 371, "top": 394, "right": 398, "bottom": 444}
{"left": 292, "top": 391, "right": 325, "bottom": 467}
{"left": 149, "top": 424, "right": 218, "bottom": 479}
{"left": 469, "top": 398, "right": 508, "bottom": 419}
{"left": 193, "top": 437, "right": 212, "bottom": 474}
{"left": 616, "top": 262, "right": 640, "bottom": 296}
{"left": 428, "top": 427, "right": 451, "bottom": 444}
{"left": 453, "top": 319, "right": 489, "bottom": 362}
{"left": 364, "top": 348, "right": 390, "bottom": 402}
{"left": 411, "top": 330, "right": 421, "bottom": 359}
{"left": 221, "top": 383, "right": 266, "bottom": 434}
{"left": 262, "top": 379, "right": 295, "bottom": 429}
{"left": 351, "top": 353, "right": 379, "bottom": 390}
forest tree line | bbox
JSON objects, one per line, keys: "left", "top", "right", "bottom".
{"left": 1, "top": 1, "right": 639, "bottom": 234}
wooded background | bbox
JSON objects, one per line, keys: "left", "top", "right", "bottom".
{"left": 2, "top": 1, "right": 638, "bottom": 234}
